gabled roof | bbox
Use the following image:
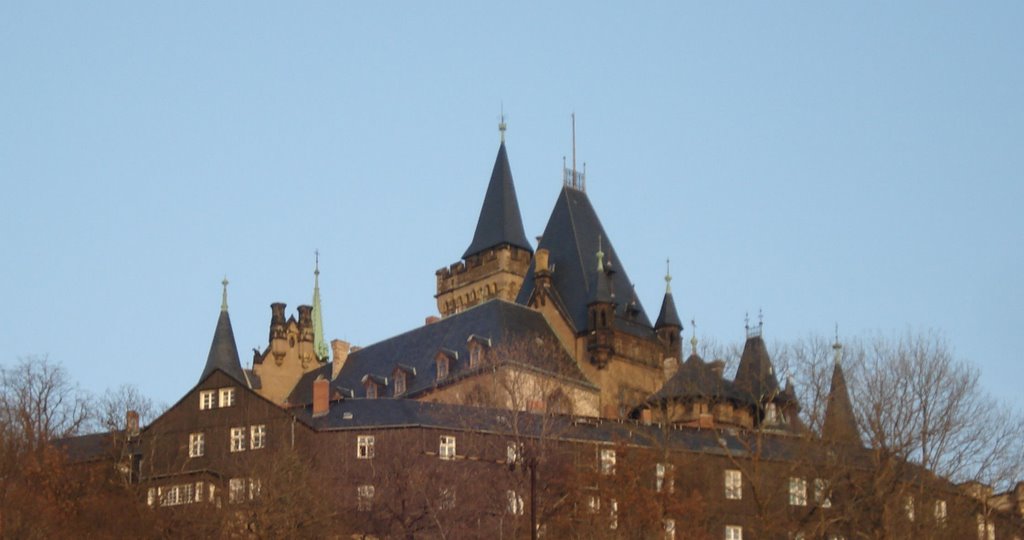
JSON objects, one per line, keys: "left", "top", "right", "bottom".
{"left": 822, "top": 360, "right": 862, "bottom": 447}
{"left": 517, "top": 187, "right": 652, "bottom": 333}
{"left": 462, "top": 143, "right": 533, "bottom": 258}
{"left": 199, "top": 308, "right": 247, "bottom": 385}
{"left": 310, "top": 300, "right": 593, "bottom": 403}
{"left": 733, "top": 334, "right": 781, "bottom": 404}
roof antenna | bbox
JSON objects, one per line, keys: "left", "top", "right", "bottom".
{"left": 498, "top": 103, "right": 507, "bottom": 144}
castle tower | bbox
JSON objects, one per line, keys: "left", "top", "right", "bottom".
{"left": 822, "top": 336, "right": 862, "bottom": 447}
{"left": 654, "top": 260, "right": 683, "bottom": 363}
{"left": 199, "top": 277, "right": 247, "bottom": 384}
{"left": 435, "top": 121, "right": 533, "bottom": 317}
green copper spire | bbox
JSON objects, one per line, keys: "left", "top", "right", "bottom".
{"left": 312, "top": 251, "right": 329, "bottom": 361}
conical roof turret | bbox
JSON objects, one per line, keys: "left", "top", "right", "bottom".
{"left": 655, "top": 261, "right": 682, "bottom": 329}
{"left": 822, "top": 340, "right": 861, "bottom": 446}
{"left": 199, "top": 278, "right": 246, "bottom": 384}
{"left": 462, "top": 142, "right": 533, "bottom": 258}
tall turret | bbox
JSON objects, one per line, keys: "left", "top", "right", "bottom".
{"left": 654, "top": 259, "right": 683, "bottom": 362}
{"left": 586, "top": 240, "right": 616, "bottom": 369}
{"left": 199, "top": 277, "right": 246, "bottom": 384}
{"left": 435, "top": 120, "right": 533, "bottom": 316}
{"left": 822, "top": 335, "right": 862, "bottom": 447}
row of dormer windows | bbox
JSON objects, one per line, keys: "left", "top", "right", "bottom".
{"left": 199, "top": 387, "right": 235, "bottom": 410}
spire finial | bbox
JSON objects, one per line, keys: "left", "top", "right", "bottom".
{"left": 665, "top": 258, "right": 673, "bottom": 294}
{"left": 832, "top": 323, "right": 842, "bottom": 364}
{"left": 596, "top": 234, "right": 605, "bottom": 272}
{"left": 745, "top": 311, "right": 750, "bottom": 330}
{"left": 314, "top": 249, "right": 320, "bottom": 276}
{"left": 758, "top": 308, "right": 764, "bottom": 329}
{"left": 312, "top": 251, "right": 328, "bottom": 361}
{"left": 690, "top": 317, "right": 698, "bottom": 355}
{"left": 221, "top": 276, "right": 229, "bottom": 311}
{"left": 498, "top": 104, "right": 507, "bottom": 144}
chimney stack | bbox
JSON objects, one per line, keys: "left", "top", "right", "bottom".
{"left": 126, "top": 410, "right": 140, "bottom": 438}
{"left": 313, "top": 375, "right": 330, "bottom": 417}
{"left": 331, "top": 339, "right": 351, "bottom": 380}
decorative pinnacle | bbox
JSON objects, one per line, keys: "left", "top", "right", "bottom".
{"left": 758, "top": 308, "right": 764, "bottom": 328}
{"left": 690, "top": 318, "right": 698, "bottom": 355}
{"left": 832, "top": 323, "right": 842, "bottom": 364}
{"left": 498, "top": 108, "right": 507, "bottom": 144}
{"left": 744, "top": 311, "right": 750, "bottom": 330}
{"left": 665, "top": 258, "right": 672, "bottom": 294}
{"left": 221, "top": 276, "right": 229, "bottom": 311}
{"left": 596, "top": 235, "right": 605, "bottom": 272}
{"left": 314, "top": 249, "right": 320, "bottom": 276}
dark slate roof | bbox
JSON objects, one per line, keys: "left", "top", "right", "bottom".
{"left": 517, "top": 187, "right": 652, "bottom": 334}
{"left": 199, "top": 309, "right": 247, "bottom": 385}
{"left": 654, "top": 291, "right": 682, "bottom": 329}
{"left": 733, "top": 335, "right": 782, "bottom": 405}
{"left": 822, "top": 361, "right": 862, "bottom": 447}
{"left": 312, "top": 300, "right": 594, "bottom": 403}
{"left": 650, "top": 354, "right": 741, "bottom": 403}
{"left": 52, "top": 431, "right": 122, "bottom": 463}
{"left": 462, "top": 143, "right": 533, "bottom": 258}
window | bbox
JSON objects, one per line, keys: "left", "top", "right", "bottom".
{"left": 199, "top": 390, "right": 216, "bottom": 410}
{"left": 507, "top": 490, "right": 524, "bottom": 515}
{"left": 935, "top": 499, "right": 947, "bottom": 522}
{"left": 507, "top": 441, "right": 523, "bottom": 465}
{"left": 599, "top": 448, "right": 616, "bottom": 475}
{"left": 219, "top": 387, "right": 236, "bottom": 407}
{"left": 725, "top": 525, "right": 743, "bottom": 540}
{"left": 147, "top": 488, "right": 156, "bottom": 507}
{"left": 248, "top": 478, "right": 261, "bottom": 500}
{"left": 436, "top": 357, "right": 449, "bottom": 380}
{"left": 905, "top": 495, "right": 915, "bottom": 521}
{"left": 725, "top": 469, "right": 742, "bottom": 500}
{"left": 789, "top": 477, "right": 807, "bottom": 506}
{"left": 655, "top": 462, "right": 674, "bottom": 493}
{"left": 978, "top": 515, "right": 995, "bottom": 540}
{"left": 470, "top": 345, "right": 482, "bottom": 368}
{"left": 365, "top": 381, "right": 378, "bottom": 399}
{"left": 664, "top": 518, "right": 676, "bottom": 540}
{"left": 587, "top": 495, "right": 601, "bottom": 513}
{"left": 357, "top": 435, "right": 375, "bottom": 459}
{"left": 250, "top": 425, "right": 266, "bottom": 450}
{"left": 395, "top": 371, "right": 406, "bottom": 395}
{"left": 439, "top": 435, "right": 456, "bottom": 460}
{"left": 357, "top": 485, "right": 375, "bottom": 511}
{"left": 609, "top": 498, "right": 618, "bottom": 530}
{"left": 439, "top": 487, "right": 456, "bottom": 510}
{"left": 229, "top": 478, "right": 246, "bottom": 503}
{"left": 230, "top": 427, "right": 246, "bottom": 452}
{"left": 159, "top": 483, "right": 198, "bottom": 507}
{"left": 814, "top": 478, "right": 832, "bottom": 508}
{"left": 188, "top": 432, "right": 205, "bottom": 458}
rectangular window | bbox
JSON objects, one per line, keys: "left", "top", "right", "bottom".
{"left": 159, "top": 483, "right": 197, "bottom": 507}
{"left": 470, "top": 346, "right": 482, "bottom": 368}
{"left": 229, "top": 478, "right": 246, "bottom": 504}
{"left": 395, "top": 372, "right": 406, "bottom": 396}
{"left": 437, "top": 358, "right": 449, "bottom": 380}
{"left": 599, "top": 448, "right": 616, "bottom": 475}
{"left": 789, "top": 477, "right": 807, "bottom": 506}
{"left": 366, "top": 382, "right": 377, "bottom": 399}
{"left": 249, "top": 478, "right": 261, "bottom": 500}
{"left": 439, "top": 435, "right": 456, "bottom": 460}
{"left": 664, "top": 518, "right": 676, "bottom": 540}
{"left": 439, "top": 487, "right": 456, "bottom": 510}
{"left": 357, "top": 435, "right": 375, "bottom": 459}
{"left": 609, "top": 498, "right": 618, "bottom": 530}
{"left": 230, "top": 427, "right": 246, "bottom": 452}
{"left": 199, "top": 390, "right": 216, "bottom": 410}
{"left": 814, "top": 478, "right": 832, "bottom": 508}
{"left": 725, "top": 469, "right": 742, "bottom": 500}
{"left": 189, "top": 432, "right": 205, "bottom": 458}
{"left": 507, "top": 490, "right": 524, "bottom": 515}
{"left": 358, "top": 484, "right": 375, "bottom": 511}
{"left": 507, "top": 441, "right": 522, "bottom": 465}
{"left": 219, "top": 387, "right": 236, "bottom": 407}
{"left": 147, "top": 488, "right": 156, "bottom": 507}
{"left": 655, "top": 462, "right": 666, "bottom": 492}
{"left": 977, "top": 516, "right": 995, "bottom": 540}
{"left": 250, "top": 425, "right": 266, "bottom": 450}
{"left": 935, "top": 499, "right": 947, "bottom": 522}
{"left": 905, "top": 495, "right": 915, "bottom": 521}
{"left": 725, "top": 525, "right": 743, "bottom": 540}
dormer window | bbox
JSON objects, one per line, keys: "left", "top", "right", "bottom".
{"left": 361, "top": 374, "right": 387, "bottom": 399}
{"left": 435, "top": 349, "right": 457, "bottom": 381}
{"left": 365, "top": 381, "right": 378, "bottom": 399}
{"left": 437, "top": 357, "right": 449, "bottom": 380}
{"left": 467, "top": 335, "right": 491, "bottom": 369}
{"left": 394, "top": 371, "right": 406, "bottom": 396}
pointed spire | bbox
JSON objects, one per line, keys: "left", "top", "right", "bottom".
{"left": 596, "top": 235, "right": 605, "bottom": 272}
{"left": 823, "top": 333, "right": 861, "bottom": 447}
{"left": 498, "top": 106, "right": 507, "bottom": 144}
{"left": 664, "top": 258, "right": 672, "bottom": 294}
{"left": 312, "top": 251, "right": 328, "bottom": 361}
{"left": 462, "top": 137, "right": 533, "bottom": 259}
{"left": 200, "top": 277, "right": 246, "bottom": 385}
{"left": 690, "top": 318, "right": 698, "bottom": 355}
{"left": 654, "top": 267, "right": 682, "bottom": 330}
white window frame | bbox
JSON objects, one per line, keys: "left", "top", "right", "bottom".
{"left": 439, "top": 435, "right": 456, "bottom": 460}
{"left": 507, "top": 490, "right": 524, "bottom": 515}
{"left": 725, "top": 525, "right": 743, "bottom": 540}
{"left": 599, "top": 448, "right": 616, "bottom": 475}
{"left": 789, "top": 477, "right": 808, "bottom": 506}
{"left": 229, "top": 478, "right": 246, "bottom": 504}
{"left": 230, "top": 426, "right": 246, "bottom": 452}
{"left": 935, "top": 499, "right": 947, "bottom": 522}
{"left": 814, "top": 478, "right": 832, "bottom": 508}
{"left": 188, "top": 432, "right": 205, "bottom": 458}
{"left": 725, "top": 469, "right": 742, "bottom": 500}
{"left": 905, "top": 495, "right": 915, "bottom": 521}
{"left": 250, "top": 424, "right": 266, "bottom": 450}
{"left": 357, "top": 435, "right": 375, "bottom": 459}
{"left": 664, "top": 518, "right": 676, "bottom": 540}
{"left": 219, "top": 387, "right": 236, "bottom": 407}
{"left": 199, "top": 390, "right": 216, "bottom": 410}
{"left": 358, "top": 484, "right": 375, "bottom": 511}
{"left": 507, "top": 441, "right": 522, "bottom": 465}
{"left": 609, "top": 498, "right": 618, "bottom": 530}
{"left": 248, "top": 478, "right": 261, "bottom": 500}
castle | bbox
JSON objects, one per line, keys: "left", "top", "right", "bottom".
{"left": 59, "top": 125, "right": 1024, "bottom": 539}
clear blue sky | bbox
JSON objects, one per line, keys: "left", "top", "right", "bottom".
{"left": 2, "top": 2, "right": 1021, "bottom": 410}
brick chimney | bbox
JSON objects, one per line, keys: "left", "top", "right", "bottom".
{"left": 312, "top": 375, "right": 329, "bottom": 417}
{"left": 125, "top": 410, "right": 140, "bottom": 438}
{"left": 331, "top": 339, "right": 351, "bottom": 380}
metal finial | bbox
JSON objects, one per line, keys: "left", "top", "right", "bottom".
{"left": 744, "top": 311, "right": 750, "bottom": 330}
{"left": 596, "top": 235, "right": 605, "bottom": 272}
{"left": 690, "top": 318, "right": 698, "bottom": 355}
{"left": 314, "top": 249, "right": 320, "bottom": 276}
{"left": 498, "top": 104, "right": 507, "bottom": 144}
{"left": 832, "top": 323, "right": 842, "bottom": 363}
{"left": 665, "top": 258, "right": 672, "bottom": 294}
{"left": 221, "top": 276, "right": 229, "bottom": 311}
{"left": 758, "top": 308, "right": 764, "bottom": 328}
